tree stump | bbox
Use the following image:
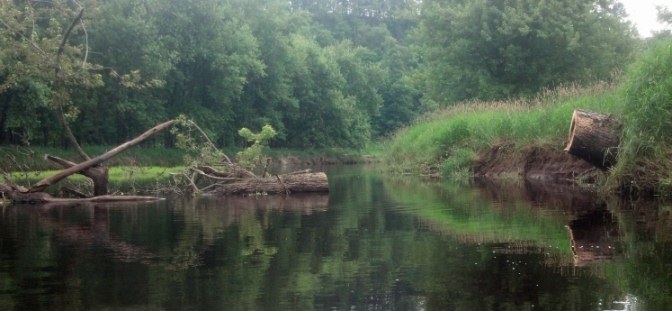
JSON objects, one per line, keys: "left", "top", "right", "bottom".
{"left": 564, "top": 109, "right": 620, "bottom": 169}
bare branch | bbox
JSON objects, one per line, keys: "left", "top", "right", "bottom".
{"left": 28, "top": 119, "right": 178, "bottom": 193}
{"left": 55, "top": 8, "right": 84, "bottom": 78}
{"left": 186, "top": 120, "right": 232, "bottom": 164}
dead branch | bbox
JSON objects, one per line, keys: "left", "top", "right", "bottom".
{"left": 28, "top": 119, "right": 178, "bottom": 193}
{"left": 185, "top": 120, "right": 232, "bottom": 164}
{"left": 60, "top": 187, "right": 90, "bottom": 198}
{"left": 54, "top": 8, "right": 90, "bottom": 161}
{"left": 46, "top": 154, "right": 109, "bottom": 195}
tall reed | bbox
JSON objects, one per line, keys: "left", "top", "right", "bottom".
{"left": 609, "top": 40, "right": 672, "bottom": 194}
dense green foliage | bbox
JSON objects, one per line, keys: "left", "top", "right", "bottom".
{"left": 0, "top": 0, "right": 638, "bottom": 150}
{"left": 415, "top": 0, "right": 636, "bottom": 105}
{"left": 610, "top": 40, "right": 672, "bottom": 193}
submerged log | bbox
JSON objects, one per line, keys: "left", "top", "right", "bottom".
{"left": 0, "top": 183, "right": 161, "bottom": 205}
{"left": 215, "top": 172, "right": 329, "bottom": 195}
{"left": 564, "top": 109, "right": 620, "bottom": 169}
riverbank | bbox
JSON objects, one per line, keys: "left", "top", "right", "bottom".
{"left": 383, "top": 82, "right": 620, "bottom": 180}
{"left": 0, "top": 145, "right": 379, "bottom": 194}
{"left": 382, "top": 40, "right": 672, "bottom": 197}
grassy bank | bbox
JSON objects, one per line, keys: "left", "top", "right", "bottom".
{"left": 609, "top": 41, "right": 672, "bottom": 194}
{"left": 384, "top": 82, "right": 624, "bottom": 177}
{"left": 384, "top": 40, "right": 672, "bottom": 195}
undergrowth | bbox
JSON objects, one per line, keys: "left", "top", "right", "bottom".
{"left": 608, "top": 40, "right": 672, "bottom": 196}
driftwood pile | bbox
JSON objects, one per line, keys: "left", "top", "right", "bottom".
{"left": 0, "top": 120, "right": 328, "bottom": 205}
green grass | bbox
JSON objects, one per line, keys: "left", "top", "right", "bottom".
{"left": 608, "top": 40, "right": 672, "bottom": 195}
{"left": 385, "top": 40, "right": 672, "bottom": 195}
{"left": 383, "top": 82, "right": 624, "bottom": 175}
{"left": 6, "top": 166, "right": 185, "bottom": 194}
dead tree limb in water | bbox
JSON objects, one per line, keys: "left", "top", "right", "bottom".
{"left": 0, "top": 118, "right": 330, "bottom": 204}
{"left": 45, "top": 154, "right": 108, "bottom": 196}
{"left": 28, "top": 119, "right": 178, "bottom": 193}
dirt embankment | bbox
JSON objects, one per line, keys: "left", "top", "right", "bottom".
{"left": 473, "top": 142, "right": 601, "bottom": 183}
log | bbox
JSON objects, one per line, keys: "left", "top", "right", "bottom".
{"left": 3, "top": 191, "right": 163, "bottom": 205}
{"left": 564, "top": 109, "right": 620, "bottom": 169}
{"left": 215, "top": 172, "right": 329, "bottom": 195}
{"left": 46, "top": 154, "right": 109, "bottom": 196}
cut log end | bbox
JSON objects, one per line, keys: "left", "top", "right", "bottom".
{"left": 564, "top": 109, "right": 620, "bottom": 169}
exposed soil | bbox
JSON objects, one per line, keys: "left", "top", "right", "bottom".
{"left": 473, "top": 142, "right": 602, "bottom": 183}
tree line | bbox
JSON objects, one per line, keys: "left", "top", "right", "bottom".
{"left": 0, "top": 0, "right": 648, "bottom": 149}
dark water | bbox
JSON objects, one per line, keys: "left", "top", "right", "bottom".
{"left": 0, "top": 166, "right": 670, "bottom": 310}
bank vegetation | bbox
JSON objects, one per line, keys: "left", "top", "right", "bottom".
{"left": 384, "top": 39, "right": 672, "bottom": 197}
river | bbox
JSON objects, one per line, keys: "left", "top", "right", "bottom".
{"left": 0, "top": 165, "right": 669, "bottom": 310}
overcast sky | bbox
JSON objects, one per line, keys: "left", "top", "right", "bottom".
{"left": 619, "top": 0, "right": 670, "bottom": 37}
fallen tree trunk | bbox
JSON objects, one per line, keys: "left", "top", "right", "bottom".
{"left": 45, "top": 155, "right": 109, "bottom": 196}
{"left": 564, "top": 109, "right": 620, "bottom": 169}
{"left": 0, "top": 118, "right": 330, "bottom": 205}
{"left": 1, "top": 183, "right": 160, "bottom": 205}
{"left": 215, "top": 172, "right": 329, "bottom": 195}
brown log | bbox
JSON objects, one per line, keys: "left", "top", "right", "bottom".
{"left": 2, "top": 189, "right": 161, "bottom": 205}
{"left": 215, "top": 172, "right": 329, "bottom": 195}
{"left": 564, "top": 109, "right": 620, "bottom": 169}
{"left": 46, "top": 154, "right": 109, "bottom": 195}
{"left": 28, "top": 119, "right": 177, "bottom": 193}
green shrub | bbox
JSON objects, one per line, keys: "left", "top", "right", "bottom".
{"left": 611, "top": 41, "right": 672, "bottom": 194}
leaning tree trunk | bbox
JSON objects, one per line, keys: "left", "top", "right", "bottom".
{"left": 28, "top": 119, "right": 178, "bottom": 193}
{"left": 564, "top": 109, "right": 620, "bottom": 169}
{"left": 45, "top": 155, "right": 109, "bottom": 196}
{"left": 215, "top": 172, "right": 329, "bottom": 195}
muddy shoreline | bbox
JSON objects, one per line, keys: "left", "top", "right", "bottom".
{"left": 473, "top": 143, "right": 602, "bottom": 184}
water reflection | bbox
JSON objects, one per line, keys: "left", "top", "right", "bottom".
{"left": 0, "top": 166, "right": 670, "bottom": 310}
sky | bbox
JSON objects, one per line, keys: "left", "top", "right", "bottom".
{"left": 619, "top": 0, "right": 670, "bottom": 37}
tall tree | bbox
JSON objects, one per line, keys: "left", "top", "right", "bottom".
{"left": 416, "top": 0, "right": 637, "bottom": 105}
{"left": 152, "top": 0, "right": 265, "bottom": 146}
{"left": 0, "top": 0, "right": 103, "bottom": 148}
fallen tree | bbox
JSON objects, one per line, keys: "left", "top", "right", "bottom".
{"left": 0, "top": 119, "right": 329, "bottom": 205}
{"left": 564, "top": 109, "right": 620, "bottom": 169}
{"left": 0, "top": 8, "right": 328, "bottom": 205}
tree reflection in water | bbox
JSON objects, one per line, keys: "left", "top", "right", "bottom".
{"left": 0, "top": 166, "right": 670, "bottom": 310}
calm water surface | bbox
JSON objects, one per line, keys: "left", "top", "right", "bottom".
{"left": 0, "top": 165, "right": 670, "bottom": 310}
